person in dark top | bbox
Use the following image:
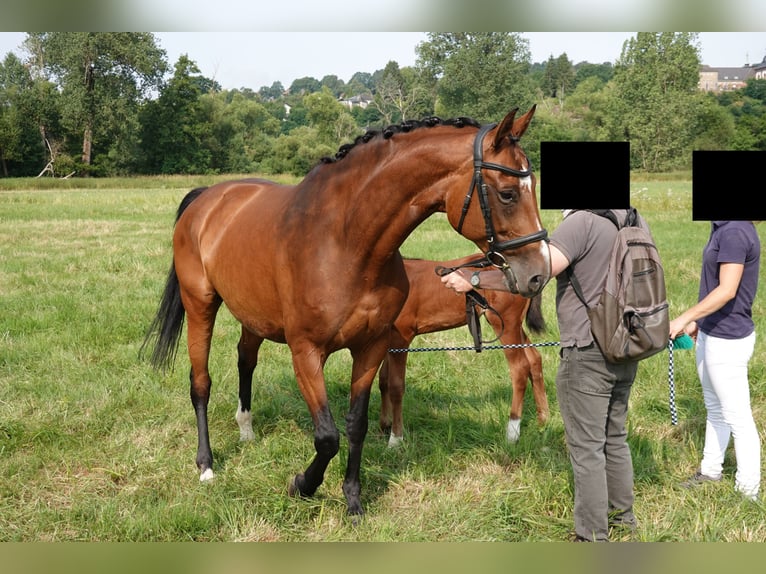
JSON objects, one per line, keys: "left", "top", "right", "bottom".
{"left": 669, "top": 220, "right": 761, "bottom": 501}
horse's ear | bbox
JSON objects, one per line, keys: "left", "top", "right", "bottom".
{"left": 493, "top": 104, "right": 537, "bottom": 148}
{"left": 493, "top": 107, "right": 518, "bottom": 148}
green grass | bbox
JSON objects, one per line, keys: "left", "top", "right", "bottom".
{"left": 1, "top": 176, "right": 765, "bottom": 542}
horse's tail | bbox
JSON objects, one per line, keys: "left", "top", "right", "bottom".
{"left": 524, "top": 293, "right": 546, "bottom": 335}
{"left": 139, "top": 187, "right": 208, "bottom": 370}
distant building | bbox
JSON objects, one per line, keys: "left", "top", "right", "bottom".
{"left": 753, "top": 55, "right": 766, "bottom": 80}
{"left": 339, "top": 94, "right": 374, "bottom": 110}
{"left": 698, "top": 55, "right": 766, "bottom": 92}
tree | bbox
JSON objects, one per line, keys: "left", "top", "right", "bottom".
{"left": 347, "top": 71, "right": 374, "bottom": 94}
{"left": 742, "top": 78, "right": 766, "bottom": 104}
{"left": 608, "top": 32, "right": 701, "bottom": 171}
{"left": 289, "top": 76, "right": 321, "bottom": 96}
{"left": 138, "top": 55, "right": 211, "bottom": 174}
{"left": 573, "top": 62, "right": 614, "bottom": 88}
{"left": 320, "top": 74, "right": 345, "bottom": 97}
{"left": 415, "top": 32, "right": 535, "bottom": 121}
{"left": 258, "top": 81, "right": 285, "bottom": 101}
{"left": 541, "top": 53, "right": 575, "bottom": 102}
{"left": 25, "top": 33, "right": 166, "bottom": 175}
{"left": 202, "top": 90, "right": 281, "bottom": 173}
{"left": 0, "top": 52, "right": 62, "bottom": 176}
{"left": 370, "top": 61, "right": 426, "bottom": 124}
{"left": 691, "top": 92, "right": 736, "bottom": 151}
{"left": 303, "top": 87, "right": 359, "bottom": 146}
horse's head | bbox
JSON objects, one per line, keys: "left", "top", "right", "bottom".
{"left": 446, "top": 105, "right": 550, "bottom": 297}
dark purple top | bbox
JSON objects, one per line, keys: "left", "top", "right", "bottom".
{"left": 698, "top": 221, "right": 760, "bottom": 339}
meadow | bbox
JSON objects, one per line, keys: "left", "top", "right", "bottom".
{"left": 1, "top": 175, "right": 766, "bottom": 543}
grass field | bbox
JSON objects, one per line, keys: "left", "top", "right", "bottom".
{"left": 1, "top": 175, "right": 765, "bottom": 543}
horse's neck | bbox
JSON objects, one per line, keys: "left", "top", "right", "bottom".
{"left": 303, "top": 133, "right": 464, "bottom": 260}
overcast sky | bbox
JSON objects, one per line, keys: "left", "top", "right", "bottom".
{"left": 1, "top": 32, "right": 764, "bottom": 91}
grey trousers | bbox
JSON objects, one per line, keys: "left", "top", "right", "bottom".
{"left": 556, "top": 344, "right": 638, "bottom": 541}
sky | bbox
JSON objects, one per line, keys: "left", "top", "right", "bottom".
{"left": 1, "top": 32, "right": 765, "bottom": 91}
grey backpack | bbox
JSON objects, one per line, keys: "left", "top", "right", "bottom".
{"left": 567, "top": 208, "right": 669, "bottom": 363}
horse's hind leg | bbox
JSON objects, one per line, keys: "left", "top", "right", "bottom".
{"left": 236, "top": 326, "right": 263, "bottom": 441}
{"left": 182, "top": 290, "right": 222, "bottom": 481}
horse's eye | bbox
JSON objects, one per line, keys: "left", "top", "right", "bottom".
{"left": 497, "top": 188, "right": 518, "bottom": 204}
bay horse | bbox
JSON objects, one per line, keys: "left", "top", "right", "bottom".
{"left": 141, "top": 105, "right": 550, "bottom": 517}
{"left": 378, "top": 255, "right": 549, "bottom": 448}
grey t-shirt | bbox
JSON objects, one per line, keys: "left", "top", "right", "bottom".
{"left": 549, "top": 209, "right": 643, "bottom": 348}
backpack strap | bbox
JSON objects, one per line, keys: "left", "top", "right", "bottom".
{"left": 563, "top": 207, "right": 638, "bottom": 307}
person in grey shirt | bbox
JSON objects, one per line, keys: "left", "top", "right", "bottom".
{"left": 441, "top": 209, "right": 651, "bottom": 541}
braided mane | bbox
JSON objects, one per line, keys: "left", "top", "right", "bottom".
{"left": 320, "top": 116, "right": 482, "bottom": 164}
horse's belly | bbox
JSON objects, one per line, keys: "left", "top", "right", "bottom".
{"left": 215, "top": 278, "right": 287, "bottom": 342}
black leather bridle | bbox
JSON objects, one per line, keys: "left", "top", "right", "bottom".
{"left": 455, "top": 122, "right": 548, "bottom": 271}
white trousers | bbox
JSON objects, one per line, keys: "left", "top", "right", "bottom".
{"left": 696, "top": 330, "right": 760, "bottom": 498}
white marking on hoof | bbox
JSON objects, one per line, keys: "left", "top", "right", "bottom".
{"left": 199, "top": 468, "right": 215, "bottom": 482}
{"left": 387, "top": 434, "right": 404, "bottom": 448}
{"left": 236, "top": 403, "right": 255, "bottom": 441}
{"left": 506, "top": 419, "right": 521, "bottom": 443}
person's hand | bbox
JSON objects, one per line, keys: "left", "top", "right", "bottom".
{"left": 669, "top": 317, "right": 698, "bottom": 341}
{"left": 440, "top": 270, "right": 472, "bottom": 294}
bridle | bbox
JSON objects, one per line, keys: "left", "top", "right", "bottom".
{"left": 455, "top": 122, "right": 548, "bottom": 271}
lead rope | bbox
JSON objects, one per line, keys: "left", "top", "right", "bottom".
{"left": 666, "top": 338, "right": 679, "bottom": 425}
{"left": 389, "top": 338, "right": 680, "bottom": 425}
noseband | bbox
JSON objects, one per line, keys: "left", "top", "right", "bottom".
{"left": 456, "top": 123, "right": 548, "bottom": 270}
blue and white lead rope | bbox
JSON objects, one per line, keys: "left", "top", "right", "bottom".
{"left": 390, "top": 339, "right": 680, "bottom": 425}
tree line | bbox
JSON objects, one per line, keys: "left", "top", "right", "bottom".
{"left": 1, "top": 32, "right": 764, "bottom": 178}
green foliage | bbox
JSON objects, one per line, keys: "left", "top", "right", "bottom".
{"left": 1, "top": 32, "right": 766, "bottom": 180}
{"left": 27, "top": 33, "right": 166, "bottom": 173}
{"left": 416, "top": 33, "right": 537, "bottom": 122}
{"left": 265, "top": 126, "right": 335, "bottom": 177}
{"left": 541, "top": 53, "right": 575, "bottom": 99}
{"left": 610, "top": 33, "right": 702, "bottom": 172}
{"left": 138, "top": 55, "right": 212, "bottom": 174}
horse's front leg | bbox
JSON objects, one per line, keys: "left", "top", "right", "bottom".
{"left": 287, "top": 345, "right": 339, "bottom": 500}
{"left": 379, "top": 327, "right": 410, "bottom": 447}
{"left": 344, "top": 342, "right": 387, "bottom": 516}
{"left": 504, "top": 346, "right": 529, "bottom": 443}
{"left": 235, "top": 326, "right": 263, "bottom": 441}
{"left": 524, "top": 341, "right": 549, "bottom": 425}
{"left": 382, "top": 350, "right": 407, "bottom": 447}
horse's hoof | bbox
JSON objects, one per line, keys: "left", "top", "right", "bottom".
{"left": 347, "top": 504, "right": 365, "bottom": 521}
{"left": 387, "top": 434, "right": 404, "bottom": 448}
{"left": 288, "top": 474, "right": 304, "bottom": 497}
{"left": 239, "top": 429, "right": 256, "bottom": 441}
{"left": 199, "top": 468, "right": 215, "bottom": 482}
{"left": 506, "top": 419, "right": 521, "bottom": 443}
